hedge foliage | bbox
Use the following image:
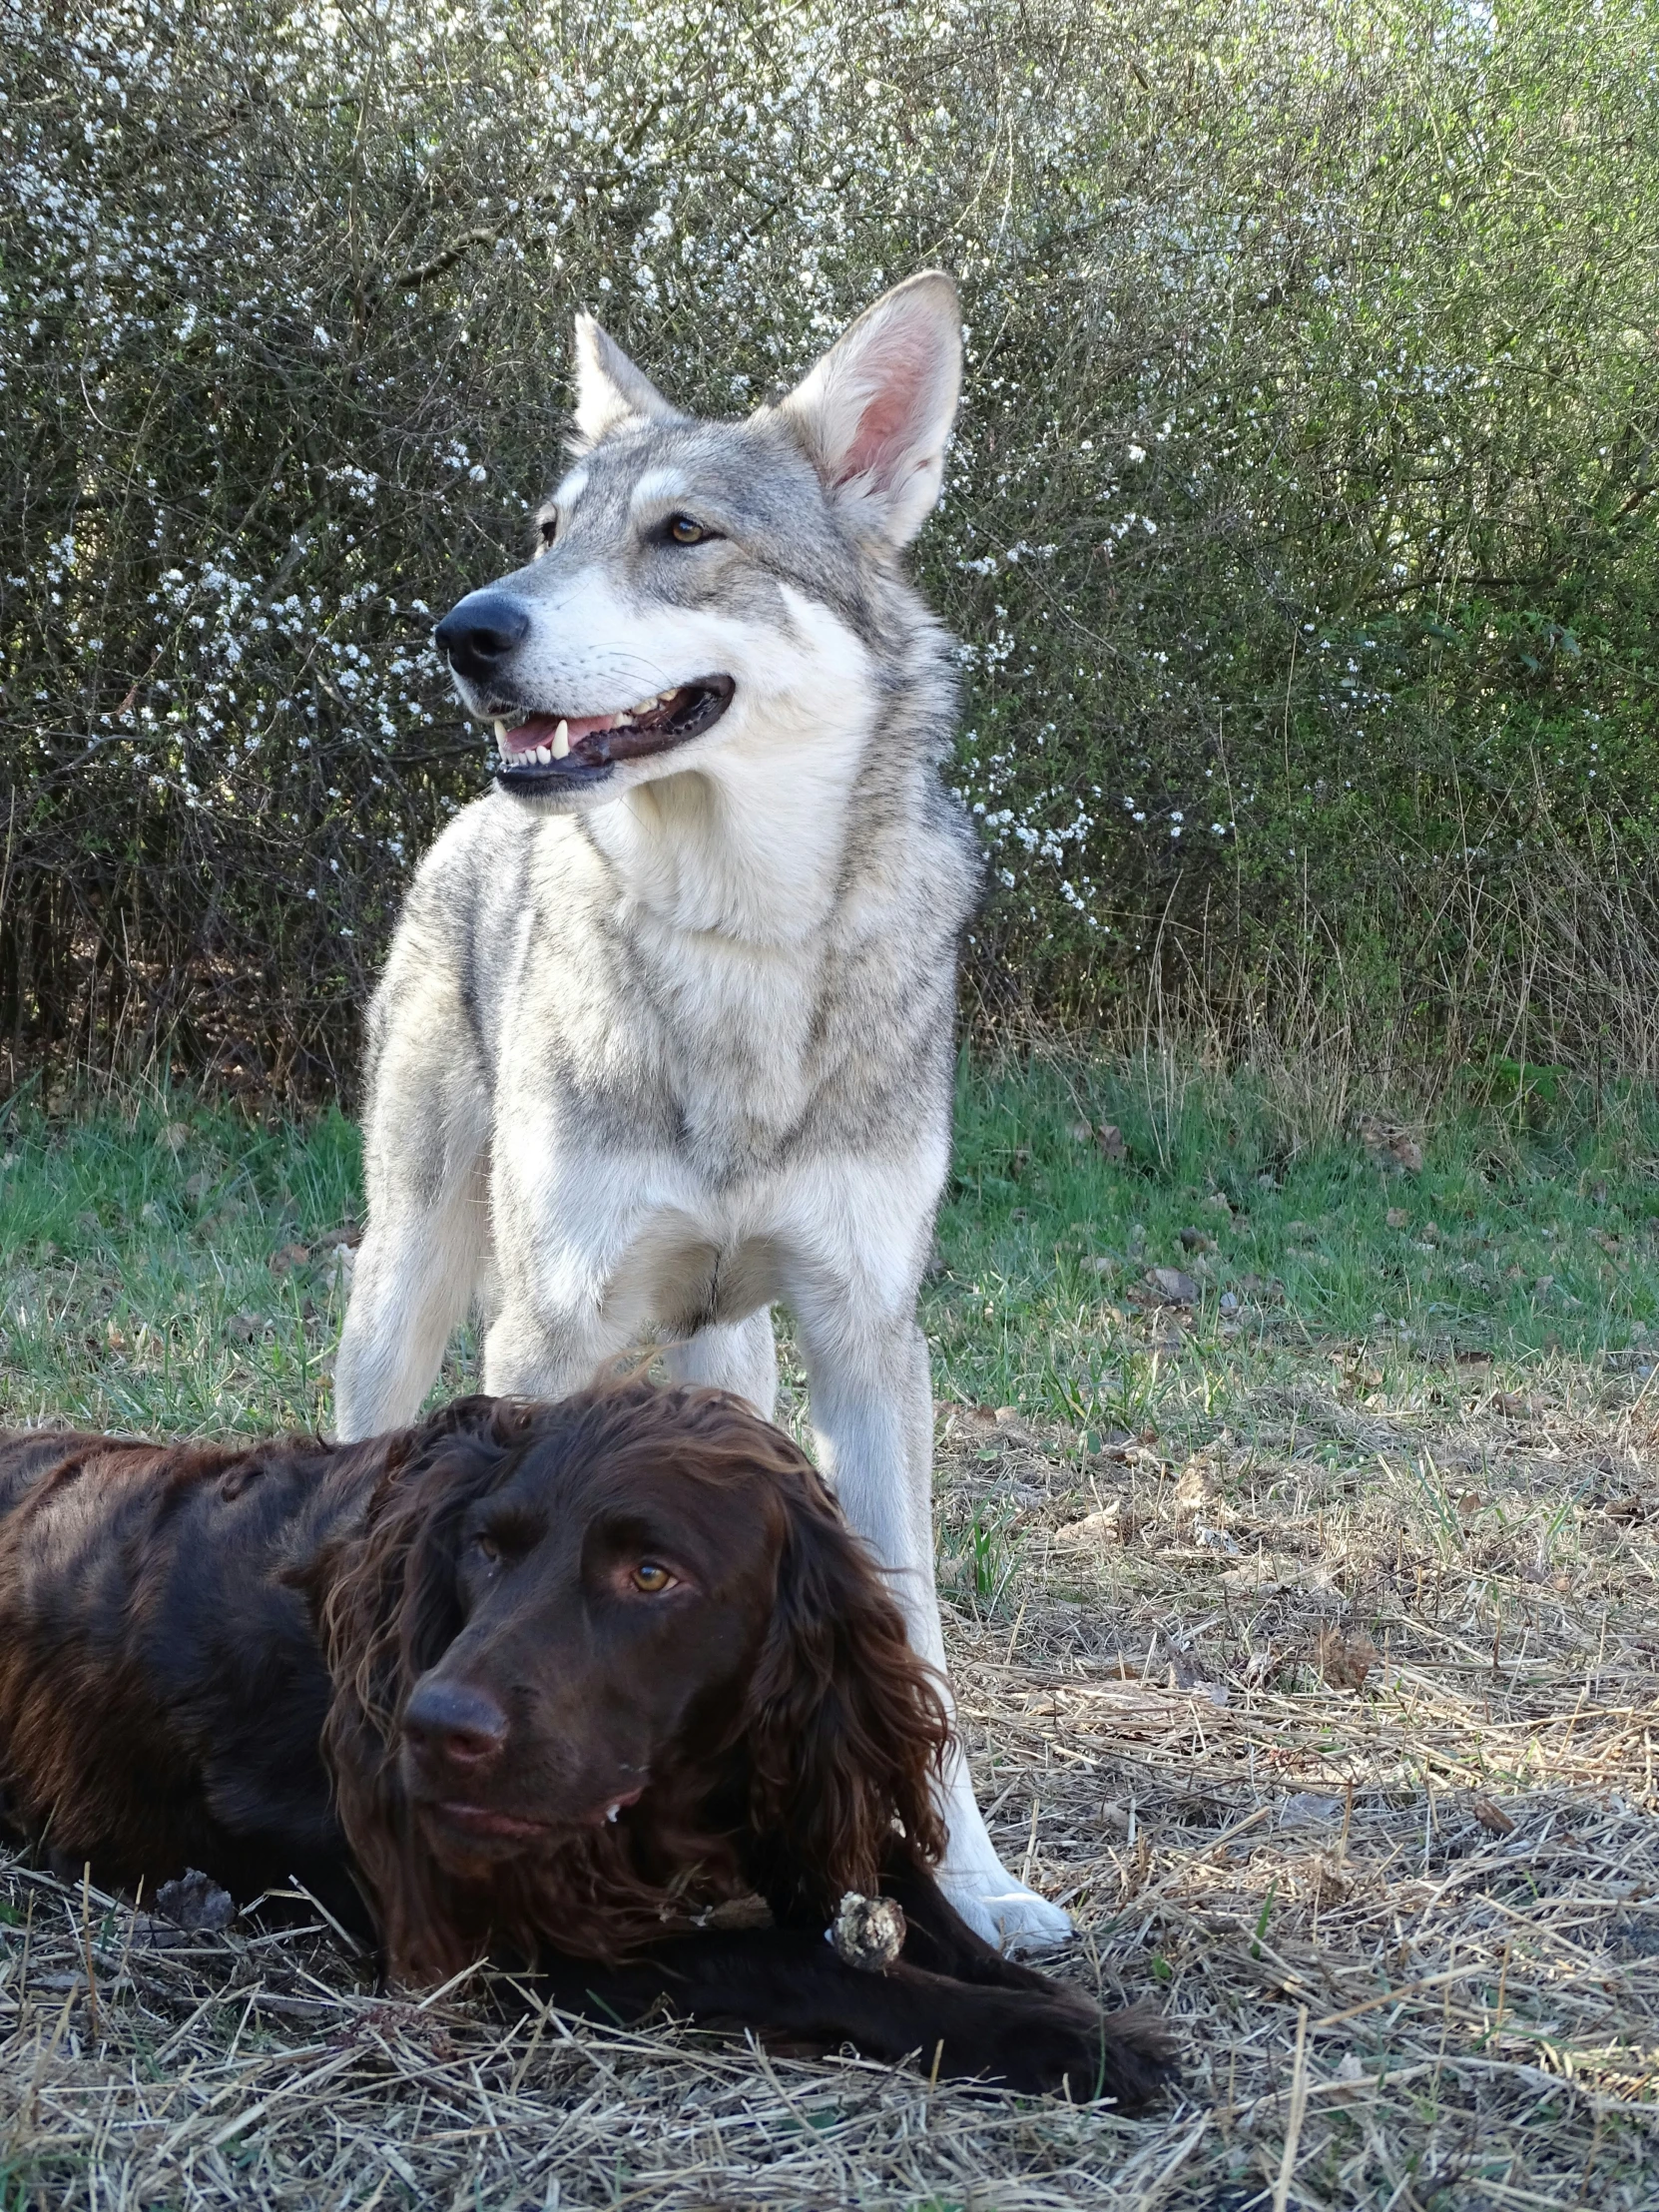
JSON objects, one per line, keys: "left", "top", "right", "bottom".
{"left": 3, "top": 0, "right": 1657, "bottom": 1090}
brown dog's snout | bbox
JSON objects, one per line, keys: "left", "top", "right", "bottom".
{"left": 402, "top": 1679, "right": 508, "bottom": 1771}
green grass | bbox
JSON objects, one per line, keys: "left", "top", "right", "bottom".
{"left": 0, "top": 1086, "right": 362, "bottom": 1432}
{"left": 926, "top": 1052, "right": 1659, "bottom": 1419}
{"left": 1, "top": 1056, "right": 1656, "bottom": 1435}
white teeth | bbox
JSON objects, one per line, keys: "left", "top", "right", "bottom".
{"left": 606, "top": 1804, "right": 620, "bottom": 1824}
{"left": 534, "top": 744, "right": 551, "bottom": 766}
{"left": 552, "top": 719, "right": 570, "bottom": 759}
{"left": 493, "top": 720, "right": 507, "bottom": 741}
{"left": 657, "top": 690, "right": 678, "bottom": 705}
{"left": 614, "top": 712, "right": 634, "bottom": 728}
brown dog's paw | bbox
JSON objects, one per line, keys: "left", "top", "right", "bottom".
{"left": 1089, "top": 2002, "right": 1183, "bottom": 2106}
{"left": 959, "top": 1990, "right": 1179, "bottom": 2102}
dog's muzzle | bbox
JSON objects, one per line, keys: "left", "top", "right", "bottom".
{"left": 433, "top": 587, "right": 737, "bottom": 795}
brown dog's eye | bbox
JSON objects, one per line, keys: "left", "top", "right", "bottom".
{"left": 665, "top": 514, "right": 708, "bottom": 547}
{"left": 473, "top": 1532, "right": 502, "bottom": 1565}
{"left": 630, "top": 1561, "right": 675, "bottom": 1594}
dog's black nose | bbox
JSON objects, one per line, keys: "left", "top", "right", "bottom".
{"left": 403, "top": 1679, "right": 508, "bottom": 1768}
{"left": 433, "top": 591, "right": 530, "bottom": 686}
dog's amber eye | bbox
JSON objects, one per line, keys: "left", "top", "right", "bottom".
{"left": 630, "top": 1561, "right": 675, "bottom": 1593}
{"left": 474, "top": 1533, "right": 502, "bottom": 1564}
{"left": 666, "top": 514, "right": 707, "bottom": 546}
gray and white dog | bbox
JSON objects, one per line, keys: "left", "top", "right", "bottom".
{"left": 333, "top": 273, "right": 1070, "bottom": 1950}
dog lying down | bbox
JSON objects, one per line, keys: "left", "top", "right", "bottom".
{"left": 0, "top": 1382, "right": 1178, "bottom": 2101}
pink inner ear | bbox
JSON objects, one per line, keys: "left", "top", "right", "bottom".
{"left": 835, "top": 332, "right": 939, "bottom": 489}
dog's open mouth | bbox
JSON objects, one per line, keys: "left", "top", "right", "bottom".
{"left": 489, "top": 678, "right": 735, "bottom": 787}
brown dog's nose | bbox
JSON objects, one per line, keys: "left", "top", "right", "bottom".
{"left": 403, "top": 1680, "right": 508, "bottom": 1768}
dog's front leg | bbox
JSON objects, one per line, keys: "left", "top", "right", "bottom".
{"left": 522, "top": 1929, "right": 1157, "bottom": 2099}
{"left": 790, "top": 1288, "right": 1072, "bottom": 1955}
{"left": 335, "top": 1157, "right": 491, "bottom": 1442}
{"left": 481, "top": 1298, "right": 624, "bottom": 1403}
{"left": 477, "top": 1140, "right": 653, "bottom": 1400}
{"left": 334, "top": 952, "right": 495, "bottom": 1441}
{"left": 482, "top": 1304, "right": 778, "bottom": 1416}
{"left": 663, "top": 1314, "right": 779, "bottom": 1420}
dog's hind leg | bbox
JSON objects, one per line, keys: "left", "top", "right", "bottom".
{"left": 663, "top": 1312, "right": 779, "bottom": 1420}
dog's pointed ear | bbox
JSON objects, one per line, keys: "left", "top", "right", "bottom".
{"left": 571, "top": 312, "right": 682, "bottom": 449}
{"left": 743, "top": 1474, "right": 950, "bottom": 1921}
{"left": 776, "top": 271, "right": 962, "bottom": 548}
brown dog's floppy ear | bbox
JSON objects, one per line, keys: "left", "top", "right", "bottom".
{"left": 743, "top": 1471, "right": 951, "bottom": 1922}
{"left": 315, "top": 1398, "right": 526, "bottom": 1981}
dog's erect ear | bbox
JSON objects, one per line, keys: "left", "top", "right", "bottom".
{"left": 743, "top": 1474, "right": 951, "bottom": 1922}
{"left": 571, "top": 313, "right": 682, "bottom": 449}
{"left": 776, "top": 271, "right": 962, "bottom": 548}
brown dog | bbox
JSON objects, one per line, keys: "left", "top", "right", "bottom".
{"left": 0, "top": 1383, "right": 1177, "bottom": 2099}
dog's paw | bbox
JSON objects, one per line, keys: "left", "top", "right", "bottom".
{"left": 940, "top": 1872, "right": 1073, "bottom": 1955}
{"left": 959, "top": 1991, "right": 1179, "bottom": 2103}
{"left": 1092, "top": 2002, "right": 1184, "bottom": 2107}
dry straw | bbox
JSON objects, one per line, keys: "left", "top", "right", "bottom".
{"left": 4, "top": 1345, "right": 1658, "bottom": 2206}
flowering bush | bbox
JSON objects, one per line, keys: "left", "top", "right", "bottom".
{"left": 3, "top": 0, "right": 1656, "bottom": 1088}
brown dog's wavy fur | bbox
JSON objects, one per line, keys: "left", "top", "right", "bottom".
{"left": 0, "top": 1386, "right": 1180, "bottom": 2101}
{"left": 311, "top": 1386, "right": 950, "bottom": 1982}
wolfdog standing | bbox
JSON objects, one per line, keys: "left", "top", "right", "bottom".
{"left": 333, "top": 274, "right": 1070, "bottom": 1950}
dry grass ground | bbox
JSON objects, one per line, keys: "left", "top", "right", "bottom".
{"left": 2, "top": 1073, "right": 1657, "bottom": 2207}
